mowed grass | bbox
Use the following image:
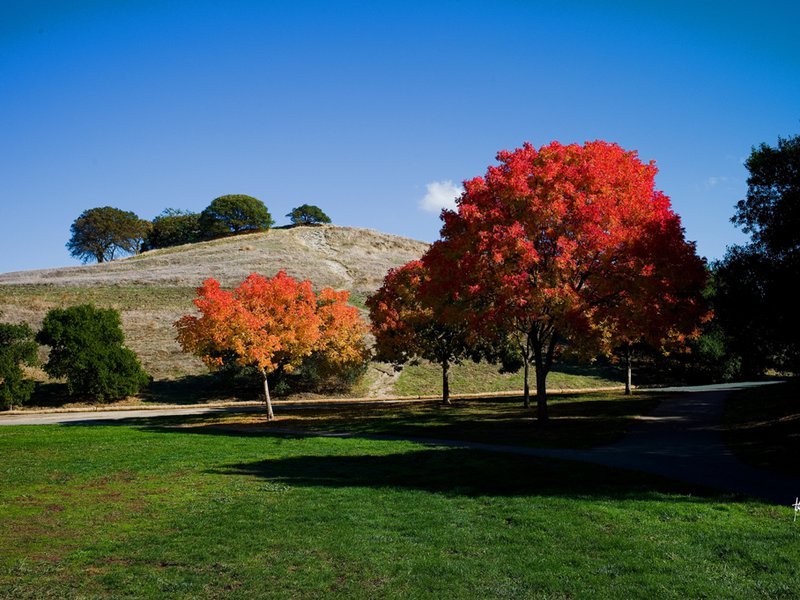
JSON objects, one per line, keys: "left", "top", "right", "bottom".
{"left": 725, "top": 378, "right": 800, "bottom": 476}
{"left": 200, "top": 391, "right": 664, "bottom": 449}
{"left": 1, "top": 422, "right": 798, "bottom": 599}
{"left": 395, "top": 360, "right": 623, "bottom": 397}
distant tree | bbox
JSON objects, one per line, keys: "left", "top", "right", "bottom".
{"left": 0, "top": 320, "right": 38, "bottom": 410}
{"left": 367, "top": 260, "right": 476, "bottom": 405}
{"left": 287, "top": 204, "right": 332, "bottom": 225}
{"left": 199, "top": 195, "right": 274, "bottom": 239}
{"left": 36, "top": 305, "right": 149, "bottom": 401}
{"left": 176, "top": 271, "right": 368, "bottom": 420}
{"left": 143, "top": 209, "right": 202, "bottom": 250}
{"left": 66, "top": 206, "right": 151, "bottom": 263}
{"left": 716, "top": 133, "right": 800, "bottom": 375}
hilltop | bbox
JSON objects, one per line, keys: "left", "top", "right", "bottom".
{"left": 0, "top": 225, "right": 429, "bottom": 296}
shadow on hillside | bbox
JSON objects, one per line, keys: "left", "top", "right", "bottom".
{"left": 138, "top": 374, "right": 259, "bottom": 405}
{"left": 205, "top": 446, "right": 729, "bottom": 502}
{"left": 23, "top": 374, "right": 260, "bottom": 409}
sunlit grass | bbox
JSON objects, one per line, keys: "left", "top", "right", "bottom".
{"left": 1, "top": 423, "right": 797, "bottom": 598}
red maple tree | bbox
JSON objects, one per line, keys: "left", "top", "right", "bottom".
{"left": 424, "top": 141, "right": 708, "bottom": 420}
{"left": 175, "top": 271, "right": 368, "bottom": 419}
{"left": 367, "top": 260, "right": 474, "bottom": 404}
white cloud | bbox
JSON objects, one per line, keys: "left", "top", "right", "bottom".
{"left": 704, "top": 176, "right": 728, "bottom": 189}
{"left": 419, "top": 180, "right": 463, "bottom": 213}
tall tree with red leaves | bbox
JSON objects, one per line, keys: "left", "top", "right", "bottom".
{"left": 424, "top": 141, "right": 707, "bottom": 420}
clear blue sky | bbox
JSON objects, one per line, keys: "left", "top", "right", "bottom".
{"left": 1, "top": 0, "right": 798, "bottom": 273}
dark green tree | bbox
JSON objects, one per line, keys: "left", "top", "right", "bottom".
{"left": 0, "top": 320, "right": 38, "bottom": 410}
{"left": 143, "top": 209, "right": 202, "bottom": 250}
{"left": 67, "top": 206, "right": 151, "bottom": 263}
{"left": 287, "top": 204, "right": 332, "bottom": 225}
{"left": 732, "top": 134, "right": 800, "bottom": 258}
{"left": 36, "top": 305, "right": 149, "bottom": 402}
{"left": 199, "top": 195, "right": 274, "bottom": 239}
{"left": 716, "top": 133, "right": 800, "bottom": 375}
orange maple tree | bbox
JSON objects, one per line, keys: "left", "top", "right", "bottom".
{"left": 424, "top": 141, "right": 708, "bottom": 420}
{"left": 175, "top": 271, "right": 368, "bottom": 419}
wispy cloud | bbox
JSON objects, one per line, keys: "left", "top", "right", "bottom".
{"left": 419, "top": 180, "right": 463, "bottom": 213}
{"left": 704, "top": 176, "right": 729, "bottom": 189}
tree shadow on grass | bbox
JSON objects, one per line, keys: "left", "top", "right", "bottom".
{"left": 206, "top": 445, "right": 731, "bottom": 502}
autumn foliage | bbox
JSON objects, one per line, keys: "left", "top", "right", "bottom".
{"left": 423, "top": 140, "right": 708, "bottom": 419}
{"left": 367, "top": 260, "right": 474, "bottom": 404}
{"left": 176, "top": 271, "right": 368, "bottom": 419}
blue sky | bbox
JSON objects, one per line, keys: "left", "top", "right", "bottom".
{"left": 1, "top": 0, "right": 798, "bottom": 273}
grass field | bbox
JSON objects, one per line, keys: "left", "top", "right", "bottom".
{"left": 725, "top": 378, "right": 800, "bottom": 476}
{"left": 2, "top": 402, "right": 799, "bottom": 598}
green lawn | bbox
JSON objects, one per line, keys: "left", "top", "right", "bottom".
{"left": 1, "top": 421, "right": 798, "bottom": 598}
{"left": 395, "top": 360, "right": 623, "bottom": 397}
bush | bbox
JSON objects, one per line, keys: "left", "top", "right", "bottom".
{"left": 0, "top": 321, "right": 38, "bottom": 410}
{"left": 287, "top": 204, "right": 332, "bottom": 226}
{"left": 143, "top": 209, "right": 202, "bottom": 250}
{"left": 36, "top": 305, "right": 149, "bottom": 402}
{"left": 199, "top": 195, "right": 274, "bottom": 239}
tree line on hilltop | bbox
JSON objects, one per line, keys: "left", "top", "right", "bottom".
{"left": 66, "top": 195, "right": 331, "bottom": 264}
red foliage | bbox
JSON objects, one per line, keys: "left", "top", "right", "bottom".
{"left": 423, "top": 140, "right": 708, "bottom": 418}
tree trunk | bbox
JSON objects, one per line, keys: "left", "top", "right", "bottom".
{"left": 625, "top": 348, "right": 632, "bottom": 396}
{"left": 523, "top": 356, "right": 531, "bottom": 409}
{"left": 260, "top": 368, "right": 275, "bottom": 421}
{"left": 441, "top": 359, "right": 451, "bottom": 405}
{"left": 535, "top": 363, "right": 548, "bottom": 422}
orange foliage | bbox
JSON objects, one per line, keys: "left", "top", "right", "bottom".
{"left": 175, "top": 271, "right": 368, "bottom": 378}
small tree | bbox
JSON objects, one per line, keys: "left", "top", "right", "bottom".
{"left": 199, "top": 195, "right": 274, "bottom": 239}
{"left": 367, "top": 261, "right": 473, "bottom": 405}
{"left": 0, "top": 321, "right": 38, "bottom": 410}
{"left": 36, "top": 305, "right": 149, "bottom": 401}
{"left": 67, "top": 206, "right": 151, "bottom": 263}
{"left": 143, "top": 209, "right": 202, "bottom": 250}
{"left": 287, "top": 204, "right": 332, "bottom": 225}
{"left": 176, "top": 271, "right": 368, "bottom": 420}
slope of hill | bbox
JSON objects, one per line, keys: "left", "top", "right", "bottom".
{"left": 0, "top": 225, "right": 429, "bottom": 295}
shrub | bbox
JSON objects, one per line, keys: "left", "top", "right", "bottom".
{"left": 36, "top": 305, "right": 149, "bottom": 402}
{"left": 0, "top": 321, "right": 38, "bottom": 410}
{"left": 143, "top": 209, "right": 202, "bottom": 250}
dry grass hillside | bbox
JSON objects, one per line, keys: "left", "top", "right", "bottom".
{"left": 0, "top": 225, "right": 429, "bottom": 296}
{"left": 0, "top": 226, "right": 429, "bottom": 398}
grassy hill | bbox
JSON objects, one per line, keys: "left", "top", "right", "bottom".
{"left": 0, "top": 224, "right": 623, "bottom": 404}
